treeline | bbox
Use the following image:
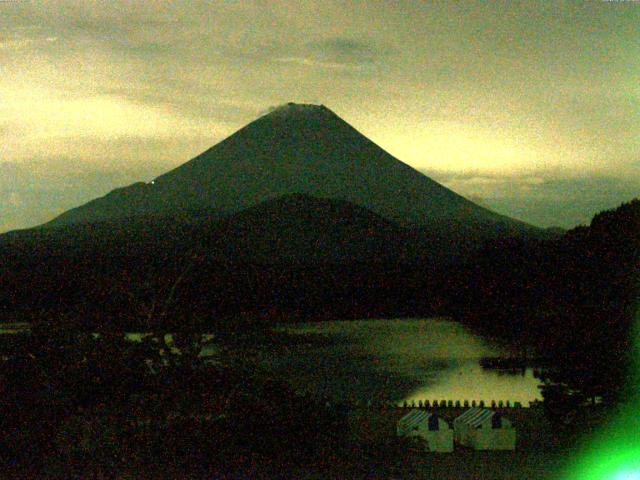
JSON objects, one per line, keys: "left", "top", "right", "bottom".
{"left": 1, "top": 199, "right": 636, "bottom": 385}
{"left": 0, "top": 222, "right": 447, "bottom": 332}
{"left": 0, "top": 198, "right": 637, "bottom": 475}
{"left": 1, "top": 193, "right": 550, "bottom": 331}
{"left": 0, "top": 254, "right": 445, "bottom": 331}
{"left": 449, "top": 199, "right": 640, "bottom": 407}
{"left": 0, "top": 325, "right": 377, "bottom": 478}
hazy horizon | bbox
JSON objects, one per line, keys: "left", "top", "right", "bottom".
{"left": 2, "top": 1, "right": 638, "bottom": 232}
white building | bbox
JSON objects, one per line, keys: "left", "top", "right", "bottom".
{"left": 397, "top": 410, "right": 454, "bottom": 452}
{"left": 453, "top": 408, "right": 516, "bottom": 450}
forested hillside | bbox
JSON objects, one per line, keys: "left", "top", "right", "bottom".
{"left": 450, "top": 199, "right": 640, "bottom": 408}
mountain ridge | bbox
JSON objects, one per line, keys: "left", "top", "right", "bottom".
{"left": 45, "top": 102, "right": 538, "bottom": 235}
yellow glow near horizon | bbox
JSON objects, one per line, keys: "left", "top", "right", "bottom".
{"left": 378, "top": 121, "right": 544, "bottom": 176}
{"left": 1, "top": 0, "right": 638, "bottom": 232}
{"left": 1, "top": 86, "right": 216, "bottom": 142}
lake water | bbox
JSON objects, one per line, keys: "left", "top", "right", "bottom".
{"left": 1, "top": 318, "right": 542, "bottom": 405}
{"left": 250, "top": 318, "right": 542, "bottom": 405}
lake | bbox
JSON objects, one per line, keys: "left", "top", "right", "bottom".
{"left": 246, "top": 318, "right": 542, "bottom": 405}
{"left": 1, "top": 318, "right": 543, "bottom": 405}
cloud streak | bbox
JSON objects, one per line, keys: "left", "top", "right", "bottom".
{"left": 426, "top": 170, "right": 640, "bottom": 228}
{"left": 0, "top": 156, "right": 171, "bottom": 232}
{"left": 272, "top": 37, "right": 393, "bottom": 73}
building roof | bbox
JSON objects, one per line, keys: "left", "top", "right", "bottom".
{"left": 399, "top": 409, "right": 429, "bottom": 430}
{"left": 399, "top": 410, "right": 446, "bottom": 431}
{"left": 454, "top": 408, "right": 496, "bottom": 428}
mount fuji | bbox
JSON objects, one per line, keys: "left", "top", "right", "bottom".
{"left": 46, "top": 102, "right": 536, "bottom": 236}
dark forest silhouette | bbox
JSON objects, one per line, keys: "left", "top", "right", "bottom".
{"left": 0, "top": 198, "right": 637, "bottom": 477}
{"left": 449, "top": 199, "right": 639, "bottom": 418}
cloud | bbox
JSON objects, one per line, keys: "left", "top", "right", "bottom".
{"left": 0, "top": 29, "right": 59, "bottom": 50}
{"left": 99, "top": 86, "right": 263, "bottom": 125}
{"left": 0, "top": 0, "right": 637, "bottom": 231}
{"left": 0, "top": 82, "right": 244, "bottom": 165}
{"left": 306, "top": 38, "right": 382, "bottom": 65}
{"left": 0, "top": 157, "right": 171, "bottom": 233}
{"left": 274, "top": 37, "right": 393, "bottom": 71}
{"left": 425, "top": 170, "right": 640, "bottom": 228}
{"left": 274, "top": 56, "right": 370, "bottom": 70}
{"left": 0, "top": 37, "right": 35, "bottom": 50}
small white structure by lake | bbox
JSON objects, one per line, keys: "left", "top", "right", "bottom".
{"left": 453, "top": 408, "right": 516, "bottom": 450}
{"left": 397, "top": 410, "right": 454, "bottom": 452}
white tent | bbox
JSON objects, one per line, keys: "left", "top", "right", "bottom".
{"left": 453, "top": 408, "right": 516, "bottom": 450}
{"left": 397, "top": 410, "right": 454, "bottom": 452}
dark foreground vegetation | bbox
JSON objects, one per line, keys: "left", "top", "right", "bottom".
{"left": 0, "top": 193, "right": 551, "bottom": 331}
{"left": 0, "top": 327, "right": 365, "bottom": 478}
{"left": 0, "top": 199, "right": 637, "bottom": 477}
{"left": 0, "top": 325, "right": 611, "bottom": 480}
{"left": 450, "top": 199, "right": 640, "bottom": 416}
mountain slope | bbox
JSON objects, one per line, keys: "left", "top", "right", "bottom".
{"left": 46, "top": 103, "right": 537, "bottom": 234}
{"left": 206, "top": 193, "right": 417, "bottom": 263}
{"left": 0, "top": 194, "right": 437, "bottom": 327}
{"left": 1, "top": 194, "right": 415, "bottom": 265}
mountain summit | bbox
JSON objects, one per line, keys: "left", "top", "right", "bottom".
{"left": 47, "top": 103, "right": 533, "bottom": 233}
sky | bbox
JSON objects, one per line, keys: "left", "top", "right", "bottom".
{"left": 1, "top": 0, "right": 639, "bottom": 232}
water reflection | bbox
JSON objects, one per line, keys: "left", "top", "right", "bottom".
{"left": 273, "top": 318, "right": 543, "bottom": 404}
{"left": 0, "top": 318, "right": 543, "bottom": 404}
{"left": 403, "top": 361, "right": 541, "bottom": 405}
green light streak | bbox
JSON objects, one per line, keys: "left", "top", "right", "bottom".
{"left": 561, "top": 301, "right": 640, "bottom": 480}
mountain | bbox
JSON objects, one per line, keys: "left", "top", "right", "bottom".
{"left": 210, "top": 193, "right": 414, "bottom": 263}
{"left": 1, "top": 193, "right": 412, "bottom": 263}
{"left": 45, "top": 102, "right": 537, "bottom": 235}
{"left": 1, "top": 103, "right": 551, "bottom": 327}
{"left": 0, "top": 194, "right": 439, "bottom": 327}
